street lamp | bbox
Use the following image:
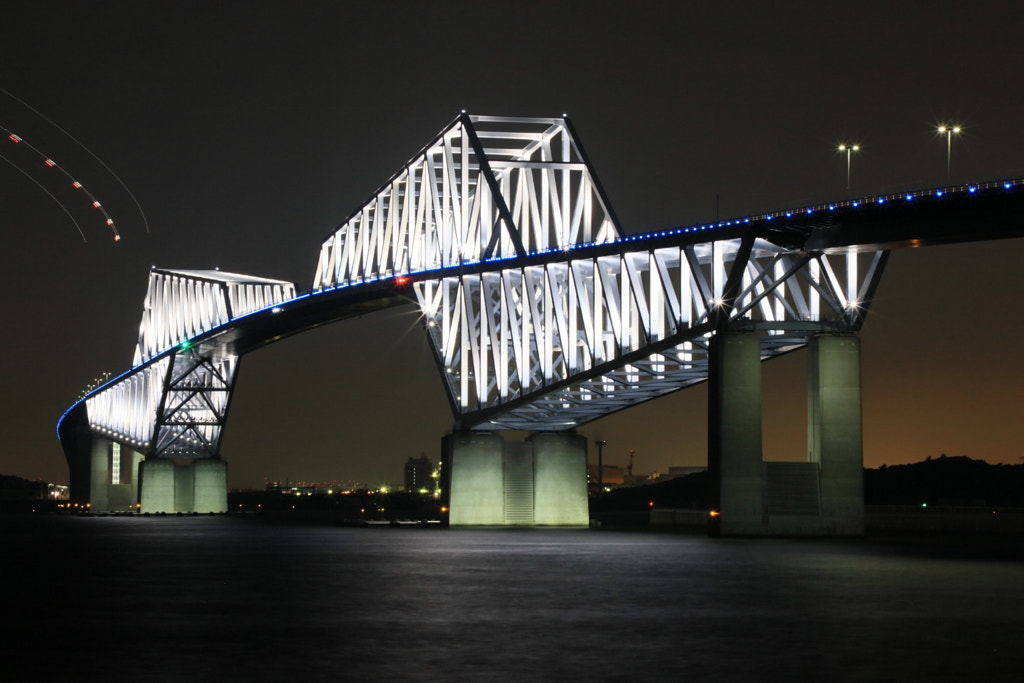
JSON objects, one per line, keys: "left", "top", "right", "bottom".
{"left": 838, "top": 143, "right": 859, "bottom": 191}
{"left": 595, "top": 440, "right": 606, "bottom": 491}
{"left": 937, "top": 125, "right": 961, "bottom": 184}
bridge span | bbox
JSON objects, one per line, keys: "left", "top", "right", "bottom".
{"left": 57, "top": 114, "right": 1024, "bottom": 535}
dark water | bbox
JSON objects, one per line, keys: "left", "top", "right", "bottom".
{"left": 2, "top": 515, "right": 1021, "bottom": 682}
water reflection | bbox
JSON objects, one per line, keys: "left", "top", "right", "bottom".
{"left": 5, "top": 516, "right": 1021, "bottom": 681}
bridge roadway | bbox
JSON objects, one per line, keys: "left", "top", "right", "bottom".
{"left": 100, "top": 176, "right": 1024, "bottom": 410}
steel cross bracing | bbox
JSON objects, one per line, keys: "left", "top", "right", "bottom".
{"left": 150, "top": 352, "right": 238, "bottom": 457}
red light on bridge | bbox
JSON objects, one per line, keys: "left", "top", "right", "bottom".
{"left": 394, "top": 275, "right": 411, "bottom": 287}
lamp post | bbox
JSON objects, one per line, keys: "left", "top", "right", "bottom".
{"left": 838, "top": 143, "right": 859, "bottom": 191}
{"left": 937, "top": 125, "right": 961, "bottom": 184}
{"left": 595, "top": 440, "right": 606, "bottom": 491}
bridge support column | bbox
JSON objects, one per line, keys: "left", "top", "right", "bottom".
{"left": 531, "top": 432, "right": 590, "bottom": 525}
{"left": 808, "top": 334, "right": 864, "bottom": 535}
{"left": 708, "top": 331, "right": 865, "bottom": 537}
{"left": 444, "top": 432, "right": 506, "bottom": 525}
{"left": 140, "top": 460, "right": 176, "bottom": 513}
{"left": 88, "top": 438, "right": 111, "bottom": 512}
{"left": 140, "top": 459, "right": 227, "bottom": 514}
{"left": 193, "top": 459, "right": 228, "bottom": 513}
{"left": 443, "top": 431, "right": 588, "bottom": 526}
{"left": 708, "top": 331, "right": 765, "bottom": 536}
{"left": 82, "top": 438, "right": 145, "bottom": 512}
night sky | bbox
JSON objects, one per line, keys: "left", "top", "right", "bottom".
{"left": 3, "top": 1, "right": 1023, "bottom": 489}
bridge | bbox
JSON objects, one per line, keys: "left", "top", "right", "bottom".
{"left": 57, "top": 113, "right": 1024, "bottom": 535}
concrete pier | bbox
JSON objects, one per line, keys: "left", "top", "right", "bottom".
{"left": 709, "top": 332, "right": 864, "bottom": 536}
{"left": 139, "top": 459, "right": 228, "bottom": 514}
{"left": 532, "top": 432, "right": 590, "bottom": 525}
{"left": 708, "top": 332, "right": 765, "bottom": 535}
{"left": 443, "top": 431, "right": 588, "bottom": 526}
{"left": 193, "top": 459, "right": 229, "bottom": 513}
{"left": 139, "top": 460, "right": 176, "bottom": 513}
{"left": 80, "top": 438, "right": 144, "bottom": 512}
{"left": 808, "top": 334, "right": 864, "bottom": 535}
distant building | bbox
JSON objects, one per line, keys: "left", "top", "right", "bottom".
{"left": 48, "top": 483, "right": 69, "bottom": 500}
{"left": 404, "top": 455, "right": 434, "bottom": 494}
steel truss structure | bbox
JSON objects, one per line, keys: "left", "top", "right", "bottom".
{"left": 313, "top": 115, "right": 618, "bottom": 286}
{"left": 71, "top": 114, "right": 896, "bottom": 458}
{"left": 85, "top": 269, "right": 294, "bottom": 456}
{"left": 420, "top": 241, "right": 885, "bottom": 430}
{"left": 313, "top": 115, "right": 886, "bottom": 429}
{"left": 134, "top": 268, "right": 296, "bottom": 365}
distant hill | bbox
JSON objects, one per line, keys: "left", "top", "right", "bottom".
{"left": 591, "top": 470, "right": 712, "bottom": 513}
{"left": 864, "top": 455, "right": 1024, "bottom": 507}
{"left": 0, "top": 474, "right": 48, "bottom": 502}
{"left": 0, "top": 475, "right": 49, "bottom": 511}
{"left": 593, "top": 455, "right": 1024, "bottom": 512}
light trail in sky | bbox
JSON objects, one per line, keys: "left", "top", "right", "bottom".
{"left": 0, "top": 150, "right": 87, "bottom": 241}
{"left": 1, "top": 125, "right": 120, "bottom": 241}
{"left": 1, "top": 86, "right": 149, "bottom": 235}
